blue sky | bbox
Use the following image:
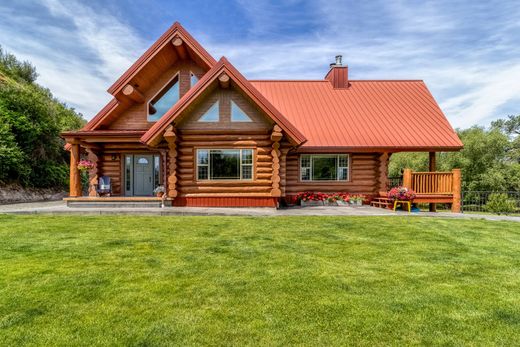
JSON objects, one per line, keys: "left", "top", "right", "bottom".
{"left": 1, "top": 0, "right": 519, "bottom": 128}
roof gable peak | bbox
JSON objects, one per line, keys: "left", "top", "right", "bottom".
{"left": 141, "top": 56, "right": 307, "bottom": 146}
{"left": 107, "top": 21, "right": 216, "bottom": 96}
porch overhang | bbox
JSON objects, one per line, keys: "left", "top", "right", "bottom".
{"left": 61, "top": 130, "right": 147, "bottom": 144}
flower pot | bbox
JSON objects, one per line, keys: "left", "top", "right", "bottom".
{"left": 336, "top": 200, "right": 348, "bottom": 206}
{"left": 300, "top": 200, "right": 324, "bottom": 207}
{"left": 325, "top": 200, "right": 338, "bottom": 206}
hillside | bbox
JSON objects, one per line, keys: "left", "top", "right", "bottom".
{"left": 0, "top": 47, "right": 85, "bottom": 189}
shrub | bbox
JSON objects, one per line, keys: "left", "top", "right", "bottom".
{"left": 485, "top": 193, "right": 517, "bottom": 215}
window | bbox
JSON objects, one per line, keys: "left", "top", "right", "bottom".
{"left": 300, "top": 154, "right": 349, "bottom": 181}
{"left": 197, "top": 149, "right": 253, "bottom": 180}
{"left": 190, "top": 72, "right": 199, "bottom": 87}
{"left": 154, "top": 155, "right": 161, "bottom": 188}
{"left": 198, "top": 101, "right": 219, "bottom": 122}
{"left": 148, "top": 75, "right": 180, "bottom": 122}
{"left": 231, "top": 100, "right": 253, "bottom": 122}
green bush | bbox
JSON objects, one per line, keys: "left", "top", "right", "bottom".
{"left": 485, "top": 193, "right": 517, "bottom": 215}
{"left": 0, "top": 47, "right": 85, "bottom": 188}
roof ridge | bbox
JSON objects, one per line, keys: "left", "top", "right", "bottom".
{"left": 250, "top": 79, "right": 425, "bottom": 82}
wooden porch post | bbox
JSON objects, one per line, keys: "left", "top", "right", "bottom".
{"left": 451, "top": 169, "right": 461, "bottom": 213}
{"left": 271, "top": 125, "right": 283, "bottom": 198}
{"left": 86, "top": 146, "right": 101, "bottom": 197}
{"left": 403, "top": 168, "right": 412, "bottom": 190}
{"left": 280, "top": 148, "right": 290, "bottom": 198}
{"left": 429, "top": 152, "right": 437, "bottom": 212}
{"left": 163, "top": 126, "right": 178, "bottom": 199}
{"left": 378, "top": 152, "right": 389, "bottom": 193}
{"left": 69, "top": 140, "right": 81, "bottom": 197}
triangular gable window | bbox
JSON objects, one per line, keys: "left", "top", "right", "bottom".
{"left": 198, "top": 101, "right": 219, "bottom": 122}
{"left": 190, "top": 72, "right": 199, "bottom": 87}
{"left": 148, "top": 76, "right": 179, "bottom": 122}
{"left": 231, "top": 100, "right": 253, "bottom": 122}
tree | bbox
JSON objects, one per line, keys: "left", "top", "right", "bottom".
{"left": 0, "top": 48, "right": 85, "bottom": 188}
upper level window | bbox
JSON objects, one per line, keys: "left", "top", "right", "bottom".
{"left": 190, "top": 72, "right": 199, "bottom": 87}
{"left": 198, "top": 101, "right": 219, "bottom": 122}
{"left": 197, "top": 149, "right": 253, "bottom": 180}
{"left": 300, "top": 154, "right": 349, "bottom": 181}
{"left": 148, "top": 75, "right": 179, "bottom": 122}
{"left": 231, "top": 100, "right": 253, "bottom": 122}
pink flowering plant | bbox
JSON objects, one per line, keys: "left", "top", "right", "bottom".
{"left": 388, "top": 186, "right": 416, "bottom": 201}
{"left": 77, "top": 160, "right": 95, "bottom": 172}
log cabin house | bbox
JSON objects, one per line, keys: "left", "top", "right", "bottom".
{"left": 62, "top": 22, "right": 463, "bottom": 209}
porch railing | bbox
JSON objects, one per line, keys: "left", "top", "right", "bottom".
{"left": 411, "top": 172, "right": 453, "bottom": 194}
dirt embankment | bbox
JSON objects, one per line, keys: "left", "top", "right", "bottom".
{"left": 0, "top": 184, "right": 66, "bottom": 205}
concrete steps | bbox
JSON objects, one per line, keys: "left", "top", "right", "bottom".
{"left": 65, "top": 197, "right": 167, "bottom": 208}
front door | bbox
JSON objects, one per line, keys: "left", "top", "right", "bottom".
{"left": 133, "top": 155, "right": 154, "bottom": 196}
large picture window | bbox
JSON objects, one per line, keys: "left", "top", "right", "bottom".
{"left": 300, "top": 154, "right": 349, "bottom": 181}
{"left": 197, "top": 149, "right": 253, "bottom": 180}
{"left": 148, "top": 75, "right": 180, "bottom": 122}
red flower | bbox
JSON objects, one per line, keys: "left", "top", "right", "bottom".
{"left": 388, "top": 186, "right": 416, "bottom": 201}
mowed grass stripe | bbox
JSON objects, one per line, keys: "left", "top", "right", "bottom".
{"left": 0, "top": 215, "right": 519, "bottom": 346}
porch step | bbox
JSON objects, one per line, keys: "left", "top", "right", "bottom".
{"left": 370, "top": 197, "right": 393, "bottom": 209}
{"left": 65, "top": 197, "right": 166, "bottom": 208}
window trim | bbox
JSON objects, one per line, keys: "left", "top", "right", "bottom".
{"left": 196, "top": 148, "right": 255, "bottom": 181}
{"left": 299, "top": 154, "right": 350, "bottom": 182}
{"left": 147, "top": 72, "right": 180, "bottom": 122}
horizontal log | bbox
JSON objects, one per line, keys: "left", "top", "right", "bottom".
{"left": 256, "top": 167, "right": 272, "bottom": 173}
{"left": 180, "top": 134, "right": 270, "bottom": 141}
{"left": 179, "top": 186, "right": 271, "bottom": 193}
{"left": 256, "top": 173, "right": 272, "bottom": 180}
{"left": 181, "top": 193, "right": 273, "bottom": 197}
{"left": 178, "top": 180, "right": 272, "bottom": 187}
{"left": 179, "top": 140, "right": 272, "bottom": 147}
{"left": 179, "top": 129, "right": 270, "bottom": 135}
{"left": 122, "top": 84, "right": 145, "bottom": 103}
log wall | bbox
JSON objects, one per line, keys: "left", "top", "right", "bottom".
{"left": 98, "top": 153, "right": 122, "bottom": 195}
{"left": 109, "top": 61, "right": 205, "bottom": 130}
{"left": 284, "top": 153, "right": 381, "bottom": 196}
{"left": 175, "top": 131, "right": 275, "bottom": 197}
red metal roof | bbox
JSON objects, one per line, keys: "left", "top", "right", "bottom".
{"left": 251, "top": 80, "right": 463, "bottom": 151}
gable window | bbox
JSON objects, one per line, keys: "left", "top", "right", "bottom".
{"left": 231, "top": 100, "right": 253, "bottom": 122}
{"left": 197, "top": 149, "right": 253, "bottom": 180}
{"left": 300, "top": 154, "right": 349, "bottom": 181}
{"left": 148, "top": 75, "right": 180, "bottom": 122}
{"left": 190, "top": 72, "right": 199, "bottom": 87}
{"left": 198, "top": 101, "right": 219, "bottom": 122}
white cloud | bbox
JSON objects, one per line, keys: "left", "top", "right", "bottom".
{"left": 0, "top": 0, "right": 145, "bottom": 118}
{"left": 1, "top": 0, "right": 519, "bottom": 129}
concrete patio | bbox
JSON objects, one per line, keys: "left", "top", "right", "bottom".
{"left": 1, "top": 200, "right": 519, "bottom": 222}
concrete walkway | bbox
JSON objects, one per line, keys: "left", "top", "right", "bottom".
{"left": 1, "top": 200, "right": 520, "bottom": 222}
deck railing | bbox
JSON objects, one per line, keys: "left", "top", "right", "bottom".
{"left": 411, "top": 172, "right": 453, "bottom": 194}
{"left": 402, "top": 168, "right": 461, "bottom": 212}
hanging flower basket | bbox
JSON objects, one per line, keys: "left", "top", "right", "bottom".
{"left": 77, "top": 160, "right": 95, "bottom": 172}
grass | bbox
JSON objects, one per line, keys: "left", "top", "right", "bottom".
{"left": 0, "top": 215, "right": 519, "bottom": 346}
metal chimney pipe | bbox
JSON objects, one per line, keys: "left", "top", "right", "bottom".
{"left": 335, "top": 55, "right": 342, "bottom": 66}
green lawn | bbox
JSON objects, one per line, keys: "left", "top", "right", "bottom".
{"left": 0, "top": 215, "right": 519, "bottom": 346}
